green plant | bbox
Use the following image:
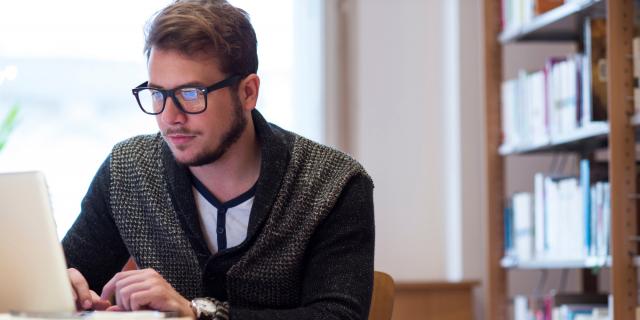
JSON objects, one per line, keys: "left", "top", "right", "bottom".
{"left": 0, "top": 103, "right": 19, "bottom": 153}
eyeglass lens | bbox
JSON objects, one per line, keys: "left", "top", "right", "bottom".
{"left": 137, "top": 88, "right": 206, "bottom": 114}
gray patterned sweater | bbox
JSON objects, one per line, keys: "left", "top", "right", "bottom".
{"left": 62, "top": 110, "right": 375, "bottom": 319}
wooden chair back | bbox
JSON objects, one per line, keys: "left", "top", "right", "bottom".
{"left": 369, "top": 271, "right": 395, "bottom": 320}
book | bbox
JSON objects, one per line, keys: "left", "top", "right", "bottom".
{"left": 580, "top": 159, "right": 591, "bottom": 255}
{"left": 534, "top": 173, "right": 546, "bottom": 257}
{"left": 513, "top": 192, "right": 534, "bottom": 261}
{"left": 514, "top": 292, "right": 608, "bottom": 320}
{"left": 504, "top": 199, "right": 515, "bottom": 257}
{"left": 510, "top": 162, "right": 610, "bottom": 262}
{"left": 583, "top": 17, "right": 608, "bottom": 124}
{"left": 534, "top": 0, "right": 564, "bottom": 15}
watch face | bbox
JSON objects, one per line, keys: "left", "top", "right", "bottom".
{"left": 194, "top": 298, "right": 216, "bottom": 311}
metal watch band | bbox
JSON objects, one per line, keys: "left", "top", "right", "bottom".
{"left": 191, "top": 297, "right": 230, "bottom": 320}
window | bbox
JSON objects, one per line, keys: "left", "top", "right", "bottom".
{"left": 0, "top": 0, "right": 323, "bottom": 237}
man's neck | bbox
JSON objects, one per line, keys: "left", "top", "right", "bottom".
{"left": 189, "top": 119, "right": 261, "bottom": 203}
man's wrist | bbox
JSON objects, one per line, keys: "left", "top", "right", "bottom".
{"left": 182, "top": 297, "right": 197, "bottom": 319}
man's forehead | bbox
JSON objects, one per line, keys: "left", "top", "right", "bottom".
{"left": 147, "top": 47, "right": 224, "bottom": 87}
{"left": 148, "top": 47, "right": 222, "bottom": 69}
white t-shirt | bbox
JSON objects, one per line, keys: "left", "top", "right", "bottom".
{"left": 192, "top": 177, "right": 255, "bottom": 254}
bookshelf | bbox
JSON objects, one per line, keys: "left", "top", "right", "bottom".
{"left": 483, "top": 0, "right": 637, "bottom": 319}
{"left": 499, "top": 0, "right": 605, "bottom": 42}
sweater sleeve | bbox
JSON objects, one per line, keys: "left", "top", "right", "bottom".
{"left": 229, "top": 174, "right": 375, "bottom": 320}
{"left": 62, "top": 156, "right": 130, "bottom": 294}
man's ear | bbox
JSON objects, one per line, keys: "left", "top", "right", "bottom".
{"left": 238, "top": 74, "right": 260, "bottom": 111}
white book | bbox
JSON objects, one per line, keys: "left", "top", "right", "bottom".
{"left": 513, "top": 295, "right": 529, "bottom": 320}
{"left": 557, "top": 178, "right": 574, "bottom": 258}
{"left": 523, "top": 0, "right": 534, "bottom": 25}
{"left": 513, "top": 0, "right": 522, "bottom": 30}
{"left": 531, "top": 71, "right": 548, "bottom": 145}
{"left": 501, "top": 80, "right": 515, "bottom": 147}
{"left": 561, "top": 59, "right": 577, "bottom": 135}
{"left": 503, "top": 79, "right": 520, "bottom": 147}
{"left": 571, "top": 178, "right": 585, "bottom": 258}
{"left": 534, "top": 173, "right": 546, "bottom": 258}
{"left": 569, "top": 57, "right": 578, "bottom": 131}
{"left": 591, "top": 307, "right": 609, "bottom": 320}
{"left": 517, "top": 71, "right": 530, "bottom": 146}
{"left": 550, "top": 61, "right": 564, "bottom": 138}
{"left": 513, "top": 192, "right": 534, "bottom": 261}
{"left": 545, "top": 177, "right": 560, "bottom": 259}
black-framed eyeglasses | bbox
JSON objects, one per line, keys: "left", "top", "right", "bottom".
{"left": 131, "top": 75, "right": 242, "bottom": 115}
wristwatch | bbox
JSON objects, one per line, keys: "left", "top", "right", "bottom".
{"left": 190, "top": 297, "right": 230, "bottom": 320}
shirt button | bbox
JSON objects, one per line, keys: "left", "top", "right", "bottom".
{"left": 217, "top": 227, "right": 225, "bottom": 234}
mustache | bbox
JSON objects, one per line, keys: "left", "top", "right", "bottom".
{"left": 163, "top": 127, "right": 200, "bottom": 136}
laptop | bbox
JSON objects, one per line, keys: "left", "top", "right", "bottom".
{"left": 0, "top": 171, "right": 75, "bottom": 314}
{"left": 0, "top": 172, "right": 175, "bottom": 319}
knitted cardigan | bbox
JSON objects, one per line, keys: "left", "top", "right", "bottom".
{"left": 62, "top": 110, "right": 375, "bottom": 319}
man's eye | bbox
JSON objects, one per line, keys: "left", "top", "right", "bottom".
{"left": 151, "top": 91, "right": 164, "bottom": 102}
{"left": 180, "top": 89, "right": 200, "bottom": 101}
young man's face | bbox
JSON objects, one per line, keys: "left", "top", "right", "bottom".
{"left": 148, "top": 48, "right": 247, "bottom": 166}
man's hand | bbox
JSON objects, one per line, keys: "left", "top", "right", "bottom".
{"left": 100, "top": 268, "right": 195, "bottom": 318}
{"left": 67, "top": 268, "right": 112, "bottom": 311}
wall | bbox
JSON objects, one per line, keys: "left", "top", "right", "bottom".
{"left": 324, "top": 0, "right": 485, "bottom": 317}
{"left": 324, "top": 0, "right": 485, "bottom": 283}
{"left": 350, "top": 0, "right": 450, "bottom": 281}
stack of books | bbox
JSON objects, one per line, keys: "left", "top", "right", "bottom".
{"left": 513, "top": 292, "right": 609, "bottom": 320}
{"left": 504, "top": 159, "right": 610, "bottom": 263}
{"left": 500, "top": 17, "right": 607, "bottom": 150}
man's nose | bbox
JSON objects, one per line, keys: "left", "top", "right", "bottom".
{"left": 160, "top": 97, "right": 186, "bottom": 125}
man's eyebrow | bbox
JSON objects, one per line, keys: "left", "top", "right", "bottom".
{"left": 147, "top": 81, "right": 207, "bottom": 89}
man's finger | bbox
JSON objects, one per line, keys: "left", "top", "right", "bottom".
{"left": 90, "top": 290, "right": 111, "bottom": 311}
{"left": 119, "top": 281, "right": 152, "bottom": 311}
{"left": 129, "top": 290, "right": 155, "bottom": 311}
{"left": 106, "top": 305, "right": 123, "bottom": 312}
{"left": 68, "top": 268, "right": 93, "bottom": 310}
{"left": 116, "top": 273, "right": 156, "bottom": 311}
{"left": 100, "top": 270, "right": 141, "bottom": 301}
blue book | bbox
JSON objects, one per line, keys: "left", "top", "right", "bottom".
{"left": 580, "top": 159, "right": 591, "bottom": 256}
{"left": 504, "top": 200, "right": 514, "bottom": 255}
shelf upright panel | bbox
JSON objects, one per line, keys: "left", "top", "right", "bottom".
{"left": 608, "top": 0, "right": 638, "bottom": 318}
{"left": 483, "top": 0, "right": 506, "bottom": 319}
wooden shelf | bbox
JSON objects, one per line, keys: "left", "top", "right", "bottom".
{"left": 501, "top": 256, "right": 609, "bottom": 269}
{"left": 501, "top": 256, "right": 640, "bottom": 270}
{"left": 499, "top": 0, "right": 605, "bottom": 43}
{"left": 498, "top": 122, "right": 609, "bottom": 155}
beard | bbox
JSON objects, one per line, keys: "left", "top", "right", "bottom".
{"left": 167, "top": 93, "right": 248, "bottom": 167}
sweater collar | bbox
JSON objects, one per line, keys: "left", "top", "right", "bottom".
{"left": 161, "top": 109, "right": 290, "bottom": 257}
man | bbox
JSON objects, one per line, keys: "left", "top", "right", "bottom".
{"left": 61, "top": 1, "right": 375, "bottom": 319}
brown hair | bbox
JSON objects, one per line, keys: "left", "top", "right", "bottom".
{"left": 144, "top": 0, "right": 258, "bottom": 76}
